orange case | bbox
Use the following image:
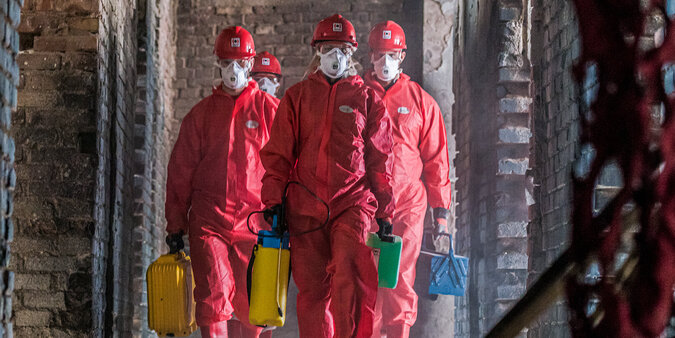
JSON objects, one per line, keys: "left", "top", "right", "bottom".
{"left": 147, "top": 252, "right": 197, "bottom": 336}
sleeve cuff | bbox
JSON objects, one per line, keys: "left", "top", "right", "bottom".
{"left": 433, "top": 207, "right": 450, "bottom": 220}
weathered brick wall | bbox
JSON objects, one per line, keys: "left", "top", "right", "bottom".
{"left": 14, "top": 0, "right": 174, "bottom": 335}
{"left": 150, "top": 0, "right": 179, "bottom": 262}
{"left": 94, "top": 0, "right": 138, "bottom": 336}
{"left": 453, "top": 0, "right": 534, "bottom": 336}
{"left": 13, "top": 0, "right": 173, "bottom": 334}
{"left": 453, "top": 0, "right": 497, "bottom": 335}
{"left": 452, "top": 3, "right": 475, "bottom": 335}
{"left": 13, "top": 0, "right": 98, "bottom": 336}
{"left": 131, "top": 0, "right": 177, "bottom": 336}
{"left": 490, "top": 0, "right": 533, "bottom": 334}
{"left": 0, "top": 0, "right": 20, "bottom": 336}
{"left": 174, "top": 0, "right": 423, "bottom": 122}
{"left": 131, "top": 6, "right": 153, "bottom": 335}
{"left": 528, "top": 2, "right": 579, "bottom": 335}
{"left": 528, "top": 2, "right": 662, "bottom": 337}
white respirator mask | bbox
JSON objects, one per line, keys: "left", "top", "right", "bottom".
{"left": 318, "top": 48, "right": 350, "bottom": 79}
{"left": 257, "top": 77, "right": 280, "bottom": 97}
{"left": 221, "top": 61, "right": 250, "bottom": 90}
{"left": 373, "top": 54, "right": 401, "bottom": 82}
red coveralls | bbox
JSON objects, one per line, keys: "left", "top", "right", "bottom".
{"left": 364, "top": 72, "right": 452, "bottom": 337}
{"left": 260, "top": 71, "right": 395, "bottom": 338}
{"left": 165, "top": 81, "right": 278, "bottom": 337}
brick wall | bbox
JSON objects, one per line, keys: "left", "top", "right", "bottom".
{"left": 174, "top": 0, "right": 423, "bottom": 122}
{"left": 528, "top": 0, "right": 629, "bottom": 336}
{"left": 452, "top": 0, "right": 534, "bottom": 336}
{"left": 453, "top": 0, "right": 497, "bottom": 334}
{"left": 131, "top": 5, "right": 153, "bottom": 334}
{"left": 94, "top": 0, "right": 138, "bottom": 336}
{"left": 12, "top": 0, "right": 98, "bottom": 336}
{"left": 131, "top": 0, "right": 177, "bottom": 336}
{"left": 12, "top": 0, "right": 173, "bottom": 334}
{"left": 149, "top": 0, "right": 179, "bottom": 262}
{"left": 490, "top": 0, "right": 533, "bottom": 334}
{"left": 0, "top": 0, "right": 20, "bottom": 336}
{"left": 451, "top": 2, "right": 476, "bottom": 334}
{"left": 149, "top": 0, "right": 180, "bottom": 267}
{"left": 528, "top": 2, "right": 579, "bottom": 335}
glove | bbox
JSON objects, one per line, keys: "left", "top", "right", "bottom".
{"left": 263, "top": 204, "right": 283, "bottom": 226}
{"left": 376, "top": 217, "right": 393, "bottom": 239}
{"left": 166, "top": 231, "right": 185, "bottom": 254}
{"left": 430, "top": 207, "right": 451, "bottom": 252}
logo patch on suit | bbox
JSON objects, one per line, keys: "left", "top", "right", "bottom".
{"left": 398, "top": 106, "right": 410, "bottom": 114}
{"left": 245, "top": 120, "right": 259, "bottom": 129}
{"left": 339, "top": 105, "right": 354, "bottom": 113}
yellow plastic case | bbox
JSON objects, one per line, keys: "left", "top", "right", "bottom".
{"left": 147, "top": 252, "right": 197, "bottom": 337}
{"left": 248, "top": 245, "right": 291, "bottom": 327}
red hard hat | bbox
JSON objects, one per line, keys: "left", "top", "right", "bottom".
{"left": 251, "top": 51, "right": 282, "bottom": 77}
{"left": 311, "top": 14, "right": 358, "bottom": 47}
{"left": 214, "top": 26, "right": 256, "bottom": 59}
{"left": 368, "top": 21, "right": 406, "bottom": 51}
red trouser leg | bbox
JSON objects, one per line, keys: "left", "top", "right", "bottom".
{"left": 228, "top": 236, "right": 264, "bottom": 338}
{"left": 372, "top": 294, "right": 384, "bottom": 338}
{"left": 227, "top": 318, "right": 265, "bottom": 338}
{"left": 189, "top": 220, "right": 235, "bottom": 327}
{"left": 383, "top": 324, "right": 410, "bottom": 338}
{"left": 328, "top": 208, "right": 379, "bottom": 338}
{"left": 228, "top": 320, "right": 242, "bottom": 337}
{"left": 289, "top": 216, "right": 334, "bottom": 337}
{"left": 259, "top": 329, "right": 273, "bottom": 338}
{"left": 201, "top": 320, "right": 228, "bottom": 338}
{"left": 376, "top": 186, "right": 427, "bottom": 337}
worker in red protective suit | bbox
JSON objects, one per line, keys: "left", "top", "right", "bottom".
{"left": 164, "top": 26, "right": 278, "bottom": 338}
{"left": 251, "top": 51, "right": 282, "bottom": 98}
{"left": 259, "top": 14, "right": 395, "bottom": 338}
{"left": 364, "top": 21, "right": 452, "bottom": 338}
